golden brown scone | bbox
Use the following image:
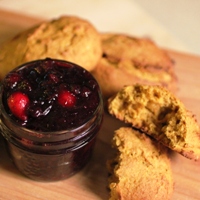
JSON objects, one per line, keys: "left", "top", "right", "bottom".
{"left": 0, "top": 16, "right": 102, "bottom": 80}
{"left": 108, "top": 84, "right": 200, "bottom": 160}
{"left": 107, "top": 127, "right": 173, "bottom": 200}
{"left": 92, "top": 33, "right": 176, "bottom": 98}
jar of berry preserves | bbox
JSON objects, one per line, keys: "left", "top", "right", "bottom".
{"left": 0, "top": 58, "right": 103, "bottom": 181}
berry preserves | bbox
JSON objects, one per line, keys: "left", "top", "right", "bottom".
{"left": 0, "top": 58, "right": 103, "bottom": 181}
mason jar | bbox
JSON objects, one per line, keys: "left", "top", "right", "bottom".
{"left": 0, "top": 58, "right": 103, "bottom": 181}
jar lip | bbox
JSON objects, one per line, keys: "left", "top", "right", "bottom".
{"left": 8, "top": 58, "right": 85, "bottom": 73}
{"left": 0, "top": 91, "right": 103, "bottom": 136}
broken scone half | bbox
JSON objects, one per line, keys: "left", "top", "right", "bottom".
{"left": 108, "top": 84, "right": 200, "bottom": 160}
{"left": 107, "top": 127, "right": 173, "bottom": 200}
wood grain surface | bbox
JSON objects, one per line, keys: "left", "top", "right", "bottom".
{"left": 0, "top": 9, "right": 200, "bottom": 200}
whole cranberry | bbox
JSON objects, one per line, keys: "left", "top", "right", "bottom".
{"left": 7, "top": 92, "right": 30, "bottom": 121}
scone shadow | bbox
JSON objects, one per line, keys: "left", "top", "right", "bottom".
{"left": 79, "top": 111, "right": 126, "bottom": 199}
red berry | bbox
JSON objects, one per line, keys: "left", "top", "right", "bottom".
{"left": 58, "top": 90, "right": 76, "bottom": 107}
{"left": 6, "top": 73, "right": 20, "bottom": 88}
{"left": 7, "top": 92, "right": 30, "bottom": 121}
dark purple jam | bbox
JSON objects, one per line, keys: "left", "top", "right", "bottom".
{"left": 0, "top": 58, "right": 103, "bottom": 181}
{"left": 2, "top": 58, "right": 100, "bottom": 131}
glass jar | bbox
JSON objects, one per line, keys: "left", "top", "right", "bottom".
{"left": 0, "top": 58, "right": 103, "bottom": 182}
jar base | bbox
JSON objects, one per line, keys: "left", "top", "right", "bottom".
{"left": 5, "top": 138, "right": 96, "bottom": 182}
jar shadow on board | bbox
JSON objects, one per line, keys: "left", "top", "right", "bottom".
{"left": 0, "top": 58, "right": 104, "bottom": 182}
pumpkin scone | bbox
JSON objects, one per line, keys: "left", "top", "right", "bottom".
{"left": 108, "top": 84, "right": 200, "bottom": 160}
{"left": 92, "top": 33, "right": 176, "bottom": 98}
{"left": 107, "top": 127, "right": 173, "bottom": 200}
{"left": 0, "top": 15, "right": 102, "bottom": 80}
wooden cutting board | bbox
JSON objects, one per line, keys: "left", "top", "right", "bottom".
{"left": 0, "top": 9, "right": 200, "bottom": 200}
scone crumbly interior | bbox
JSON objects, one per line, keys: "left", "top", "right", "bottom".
{"left": 108, "top": 84, "right": 200, "bottom": 160}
